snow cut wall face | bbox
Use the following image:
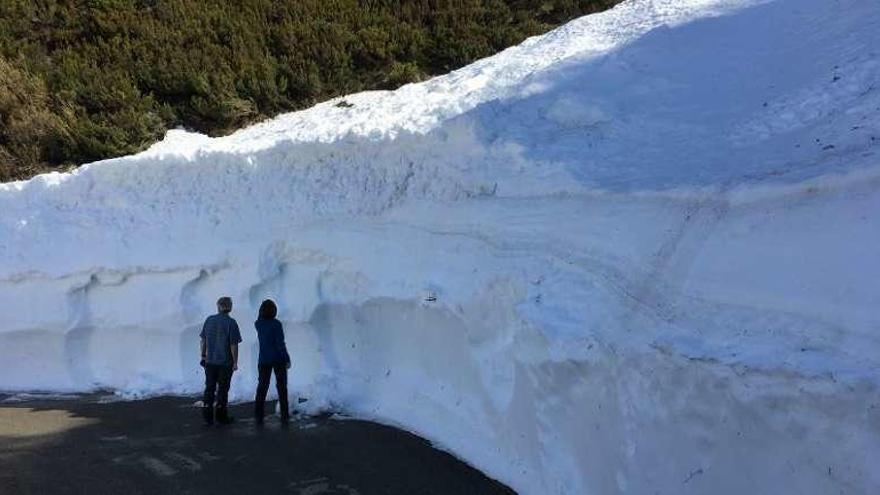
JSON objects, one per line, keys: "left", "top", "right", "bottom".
{"left": 2, "top": 0, "right": 880, "bottom": 494}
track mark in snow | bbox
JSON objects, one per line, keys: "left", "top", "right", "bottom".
{"left": 625, "top": 199, "right": 730, "bottom": 325}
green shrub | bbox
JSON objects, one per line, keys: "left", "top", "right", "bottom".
{"left": 0, "top": 0, "right": 620, "bottom": 181}
{"left": 384, "top": 62, "right": 424, "bottom": 89}
{"left": 0, "top": 56, "right": 70, "bottom": 181}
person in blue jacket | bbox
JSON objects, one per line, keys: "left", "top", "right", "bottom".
{"left": 253, "top": 299, "right": 291, "bottom": 425}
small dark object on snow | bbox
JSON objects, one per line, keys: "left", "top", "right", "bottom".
{"left": 425, "top": 295, "right": 437, "bottom": 302}
{"left": 822, "top": 144, "right": 835, "bottom": 150}
{"left": 336, "top": 100, "right": 354, "bottom": 108}
{"left": 683, "top": 468, "right": 704, "bottom": 484}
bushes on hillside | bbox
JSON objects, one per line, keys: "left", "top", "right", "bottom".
{"left": 0, "top": 0, "right": 619, "bottom": 181}
{"left": 0, "top": 56, "right": 69, "bottom": 181}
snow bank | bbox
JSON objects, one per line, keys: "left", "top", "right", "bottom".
{"left": 2, "top": 0, "right": 879, "bottom": 493}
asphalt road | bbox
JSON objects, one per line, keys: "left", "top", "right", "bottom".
{"left": 0, "top": 393, "right": 514, "bottom": 495}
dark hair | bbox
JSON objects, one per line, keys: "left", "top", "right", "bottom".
{"left": 217, "top": 296, "right": 232, "bottom": 313}
{"left": 258, "top": 299, "right": 277, "bottom": 320}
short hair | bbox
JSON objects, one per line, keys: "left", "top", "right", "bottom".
{"left": 258, "top": 299, "right": 277, "bottom": 320}
{"left": 217, "top": 296, "right": 233, "bottom": 313}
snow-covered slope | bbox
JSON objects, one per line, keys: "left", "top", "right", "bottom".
{"left": 2, "top": 0, "right": 879, "bottom": 493}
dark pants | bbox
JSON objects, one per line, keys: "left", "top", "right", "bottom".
{"left": 204, "top": 363, "right": 234, "bottom": 411}
{"left": 254, "top": 363, "right": 288, "bottom": 421}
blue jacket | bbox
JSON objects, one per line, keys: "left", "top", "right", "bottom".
{"left": 255, "top": 318, "right": 290, "bottom": 366}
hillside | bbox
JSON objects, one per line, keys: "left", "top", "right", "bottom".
{"left": 1, "top": 0, "right": 879, "bottom": 493}
{"left": 0, "top": 0, "right": 618, "bottom": 181}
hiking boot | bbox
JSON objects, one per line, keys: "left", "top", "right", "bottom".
{"left": 202, "top": 406, "right": 214, "bottom": 426}
{"left": 215, "top": 407, "right": 235, "bottom": 425}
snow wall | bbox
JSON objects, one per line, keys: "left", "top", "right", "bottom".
{"left": 2, "top": 0, "right": 879, "bottom": 493}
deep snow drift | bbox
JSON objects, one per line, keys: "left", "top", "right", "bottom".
{"left": 2, "top": 0, "right": 879, "bottom": 493}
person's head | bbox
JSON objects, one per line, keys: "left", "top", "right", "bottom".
{"left": 258, "top": 299, "right": 277, "bottom": 320}
{"left": 217, "top": 296, "right": 233, "bottom": 314}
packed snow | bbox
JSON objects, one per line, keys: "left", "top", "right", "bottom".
{"left": 2, "top": 0, "right": 879, "bottom": 493}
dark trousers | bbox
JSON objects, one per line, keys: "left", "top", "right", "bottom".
{"left": 204, "top": 363, "right": 234, "bottom": 410}
{"left": 254, "top": 363, "right": 288, "bottom": 420}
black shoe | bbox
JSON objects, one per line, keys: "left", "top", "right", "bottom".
{"left": 216, "top": 407, "right": 235, "bottom": 425}
{"left": 202, "top": 406, "right": 214, "bottom": 426}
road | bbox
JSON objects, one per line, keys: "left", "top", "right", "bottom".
{"left": 0, "top": 393, "right": 514, "bottom": 495}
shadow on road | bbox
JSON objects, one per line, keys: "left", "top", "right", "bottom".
{"left": 0, "top": 393, "right": 514, "bottom": 495}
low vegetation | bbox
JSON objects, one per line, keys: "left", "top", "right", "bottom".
{"left": 0, "top": 0, "right": 619, "bottom": 181}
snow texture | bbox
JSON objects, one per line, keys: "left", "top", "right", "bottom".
{"left": 2, "top": 0, "right": 880, "bottom": 493}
